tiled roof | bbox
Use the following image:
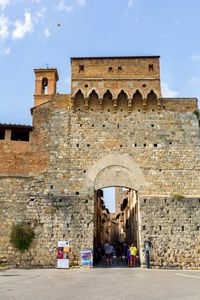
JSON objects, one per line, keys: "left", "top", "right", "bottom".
{"left": 0, "top": 123, "right": 33, "bottom": 130}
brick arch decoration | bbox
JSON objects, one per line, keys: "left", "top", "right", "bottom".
{"left": 87, "top": 154, "right": 146, "bottom": 190}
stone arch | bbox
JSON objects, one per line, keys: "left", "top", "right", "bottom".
{"left": 146, "top": 90, "right": 157, "bottom": 112}
{"left": 72, "top": 88, "right": 85, "bottom": 98}
{"left": 103, "top": 90, "right": 113, "bottom": 112}
{"left": 132, "top": 90, "right": 143, "bottom": 112}
{"left": 42, "top": 77, "right": 48, "bottom": 95}
{"left": 117, "top": 90, "right": 128, "bottom": 112}
{"left": 87, "top": 154, "right": 146, "bottom": 190}
{"left": 74, "top": 89, "right": 85, "bottom": 112}
{"left": 86, "top": 88, "right": 100, "bottom": 98}
{"left": 88, "top": 90, "right": 100, "bottom": 112}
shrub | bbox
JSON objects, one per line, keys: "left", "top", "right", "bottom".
{"left": 10, "top": 223, "right": 35, "bottom": 252}
{"left": 172, "top": 193, "right": 184, "bottom": 201}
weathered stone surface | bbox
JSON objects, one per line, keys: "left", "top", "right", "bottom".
{"left": 139, "top": 196, "right": 200, "bottom": 269}
{"left": 0, "top": 56, "right": 199, "bottom": 268}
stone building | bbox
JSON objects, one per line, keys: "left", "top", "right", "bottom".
{"left": 0, "top": 56, "right": 200, "bottom": 269}
{"left": 115, "top": 187, "right": 124, "bottom": 215}
{"left": 93, "top": 190, "right": 111, "bottom": 247}
{"left": 116, "top": 189, "right": 138, "bottom": 244}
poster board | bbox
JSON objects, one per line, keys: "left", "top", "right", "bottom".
{"left": 80, "top": 249, "right": 93, "bottom": 268}
{"left": 57, "top": 240, "right": 70, "bottom": 269}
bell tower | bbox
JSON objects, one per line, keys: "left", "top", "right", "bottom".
{"left": 34, "top": 68, "right": 59, "bottom": 107}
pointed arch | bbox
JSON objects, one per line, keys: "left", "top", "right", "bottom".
{"left": 88, "top": 89, "right": 100, "bottom": 112}
{"left": 117, "top": 90, "right": 128, "bottom": 112}
{"left": 74, "top": 89, "right": 85, "bottom": 112}
{"left": 86, "top": 88, "right": 100, "bottom": 98}
{"left": 132, "top": 90, "right": 143, "bottom": 112}
{"left": 103, "top": 90, "right": 113, "bottom": 112}
{"left": 146, "top": 90, "right": 157, "bottom": 112}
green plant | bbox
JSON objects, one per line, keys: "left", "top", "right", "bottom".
{"left": 172, "top": 193, "right": 184, "bottom": 201}
{"left": 10, "top": 223, "right": 35, "bottom": 252}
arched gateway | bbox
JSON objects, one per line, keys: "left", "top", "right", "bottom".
{"left": 87, "top": 154, "right": 146, "bottom": 267}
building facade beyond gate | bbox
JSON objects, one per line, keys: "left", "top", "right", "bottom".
{"left": 0, "top": 56, "right": 200, "bottom": 269}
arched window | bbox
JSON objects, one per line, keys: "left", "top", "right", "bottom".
{"left": 147, "top": 90, "right": 157, "bottom": 112}
{"left": 88, "top": 90, "right": 100, "bottom": 112}
{"left": 103, "top": 90, "right": 113, "bottom": 112}
{"left": 132, "top": 90, "right": 143, "bottom": 112}
{"left": 42, "top": 77, "right": 48, "bottom": 95}
{"left": 117, "top": 90, "right": 128, "bottom": 112}
{"left": 74, "top": 89, "right": 85, "bottom": 112}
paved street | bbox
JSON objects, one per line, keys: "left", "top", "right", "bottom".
{"left": 0, "top": 267, "right": 200, "bottom": 300}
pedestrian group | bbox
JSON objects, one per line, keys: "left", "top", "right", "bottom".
{"left": 100, "top": 241, "right": 138, "bottom": 267}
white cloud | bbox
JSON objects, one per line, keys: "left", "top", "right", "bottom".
{"left": 57, "top": 0, "right": 73, "bottom": 12}
{"left": 0, "top": 0, "right": 10, "bottom": 10}
{"left": 0, "top": 15, "right": 9, "bottom": 41}
{"left": 44, "top": 28, "right": 50, "bottom": 37}
{"left": 34, "top": 7, "right": 47, "bottom": 22}
{"left": 57, "top": 0, "right": 85, "bottom": 12}
{"left": 0, "top": 46, "right": 10, "bottom": 55}
{"left": 191, "top": 54, "right": 200, "bottom": 62}
{"left": 128, "top": 0, "right": 137, "bottom": 8}
{"left": 12, "top": 12, "right": 33, "bottom": 40}
{"left": 161, "top": 83, "right": 178, "bottom": 98}
{"left": 76, "top": 0, "right": 85, "bottom": 6}
{"left": 188, "top": 77, "right": 200, "bottom": 85}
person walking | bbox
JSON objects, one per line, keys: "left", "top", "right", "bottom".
{"left": 104, "top": 241, "right": 113, "bottom": 266}
{"left": 115, "top": 243, "right": 122, "bottom": 265}
{"left": 129, "top": 243, "right": 137, "bottom": 267}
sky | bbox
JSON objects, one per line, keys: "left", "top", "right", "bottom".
{"left": 103, "top": 187, "right": 115, "bottom": 213}
{"left": 1, "top": 0, "right": 200, "bottom": 211}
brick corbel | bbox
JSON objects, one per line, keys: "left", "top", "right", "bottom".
{"left": 143, "top": 98, "right": 147, "bottom": 113}
{"left": 113, "top": 98, "right": 117, "bottom": 112}
{"left": 128, "top": 99, "right": 132, "bottom": 113}
{"left": 85, "top": 98, "right": 89, "bottom": 111}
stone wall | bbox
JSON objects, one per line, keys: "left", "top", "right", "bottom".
{"left": 138, "top": 196, "right": 200, "bottom": 269}
{"left": 0, "top": 176, "right": 93, "bottom": 267}
{"left": 162, "top": 98, "right": 197, "bottom": 112}
{"left": 0, "top": 98, "right": 199, "bottom": 268}
{"left": 0, "top": 56, "right": 199, "bottom": 269}
{"left": 63, "top": 108, "right": 199, "bottom": 196}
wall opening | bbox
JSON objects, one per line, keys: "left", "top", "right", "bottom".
{"left": 146, "top": 90, "right": 157, "bottom": 112}
{"left": 42, "top": 77, "right": 48, "bottom": 95}
{"left": 0, "top": 129, "right": 5, "bottom": 140}
{"left": 87, "top": 154, "right": 146, "bottom": 268}
{"left": 103, "top": 90, "right": 113, "bottom": 112}
{"left": 11, "top": 130, "right": 30, "bottom": 141}
{"left": 74, "top": 89, "right": 85, "bottom": 112}
{"left": 132, "top": 90, "right": 143, "bottom": 112}
{"left": 88, "top": 90, "right": 100, "bottom": 112}
{"left": 93, "top": 186, "right": 139, "bottom": 268}
{"left": 117, "top": 90, "right": 128, "bottom": 112}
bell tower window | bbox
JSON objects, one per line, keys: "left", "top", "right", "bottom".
{"left": 42, "top": 77, "right": 48, "bottom": 95}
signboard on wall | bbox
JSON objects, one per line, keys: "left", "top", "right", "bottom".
{"left": 80, "top": 249, "right": 93, "bottom": 268}
{"left": 57, "top": 240, "right": 70, "bottom": 269}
